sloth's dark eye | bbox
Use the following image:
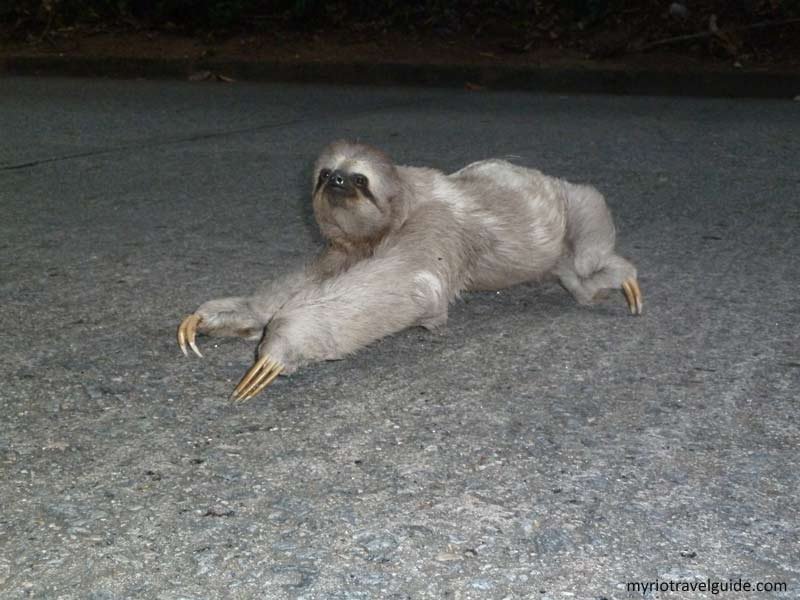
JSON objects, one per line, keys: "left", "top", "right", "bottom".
{"left": 319, "top": 169, "right": 331, "bottom": 181}
{"left": 353, "top": 174, "right": 368, "bottom": 187}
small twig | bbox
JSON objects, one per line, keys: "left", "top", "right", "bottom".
{"left": 36, "top": 0, "right": 57, "bottom": 44}
{"left": 634, "top": 17, "right": 800, "bottom": 52}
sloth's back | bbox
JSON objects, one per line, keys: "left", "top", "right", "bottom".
{"left": 447, "top": 159, "right": 569, "bottom": 289}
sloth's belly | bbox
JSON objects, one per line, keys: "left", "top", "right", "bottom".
{"left": 466, "top": 255, "right": 557, "bottom": 290}
{"left": 466, "top": 231, "right": 565, "bottom": 291}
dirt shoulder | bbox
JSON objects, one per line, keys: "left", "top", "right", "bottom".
{"left": 2, "top": 27, "right": 799, "bottom": 97}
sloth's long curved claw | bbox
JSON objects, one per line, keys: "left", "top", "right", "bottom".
{"left": 178, "top": 314, "right": 204, "bottom": 357}
{"left": 230, "top": 355, "right": 284, "bottom": 402}
{"left": 621, "top": 279, "right": 643, "bottom": 316}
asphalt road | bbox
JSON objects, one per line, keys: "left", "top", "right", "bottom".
{"left": 1, "top": 77, "right": 798, "bottom": 599}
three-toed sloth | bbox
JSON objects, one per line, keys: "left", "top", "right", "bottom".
{"left": 178, "top": 140, "right": 642, "bottom": 401}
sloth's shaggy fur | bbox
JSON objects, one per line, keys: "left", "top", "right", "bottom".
{"left": 179, "top": 140, "right": 641, "bottom": 395}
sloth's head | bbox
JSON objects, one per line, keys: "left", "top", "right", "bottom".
{"left": 312, "top": 140, "right": 405, "bottom": 245}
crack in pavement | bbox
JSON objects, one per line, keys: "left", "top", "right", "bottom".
{"left": 0, "top": 98, "right": 428, "bottom": 172}
{"left": 0, "top": 116, "right": 308, "bottom": 171}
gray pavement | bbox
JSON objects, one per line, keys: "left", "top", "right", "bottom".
{"left": 0, "top": 77, "right": 798, "bottom": 599}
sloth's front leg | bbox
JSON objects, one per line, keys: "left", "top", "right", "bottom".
{"left": 177, "top": 266, "right": 329, "bottom": 357}
{"left": 230, "top": 258, "right": 453, "bottom": 401}
{"left": 177, "top": 250, "right": 352, "bottom": 358}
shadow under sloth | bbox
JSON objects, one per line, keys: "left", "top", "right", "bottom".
{"left": 178, "top": 140, "right": 643, "bottom": 401}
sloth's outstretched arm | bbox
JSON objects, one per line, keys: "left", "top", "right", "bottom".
{"left": 230, "top": 250, "right": 457, "bottom": 401}
{"left": 177, "top": 247, "right": 348, "bottom": 357}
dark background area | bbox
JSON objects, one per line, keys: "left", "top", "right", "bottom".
{"left": 2, "top": 0, "right": 799, "bottom": 71}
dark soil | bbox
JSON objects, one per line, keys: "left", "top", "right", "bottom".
{"left": 2, "top": 2, "right": 799, "bottom": 74}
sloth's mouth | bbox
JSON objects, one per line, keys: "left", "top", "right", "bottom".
{"left": 326, "top": 180, "right": 354, "bottom": 195}
{"left": 324, "top": 184, "right": 356, "bottom": 208}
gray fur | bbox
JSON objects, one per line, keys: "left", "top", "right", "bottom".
{"left": 190, "top": 141, "right": 639, "bottom": 374}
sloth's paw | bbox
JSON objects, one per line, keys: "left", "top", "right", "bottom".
{"left": 621, "top": 278, "right": 643, "bottom": 316}
{"left": 177, "top": 297, "right": 264, "bottom": 358}
{"left": 177, "top": 313, "right": 205, "bottom": 357}
{"left": 228, "top": 329, "right": 308, "bottom": 402}
{"left": 229, "top": 353, "right": 286, "bottom": 403}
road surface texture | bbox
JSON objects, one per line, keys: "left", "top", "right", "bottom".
{"left": 1, "top": 77, "right": 798, "bottom": 599}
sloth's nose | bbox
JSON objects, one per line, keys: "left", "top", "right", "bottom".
{"left": 326, "top": 170, "right": 351, "bottom": 201}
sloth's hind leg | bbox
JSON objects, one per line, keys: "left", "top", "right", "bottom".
{"left": 555, "top": 254, "right": 642, "bottom": 315}
{"left": 177, "top": 297, "right": 267, "bottom": 357}
{"left": 555, "top": 183, "right": 643, "bottom": 315}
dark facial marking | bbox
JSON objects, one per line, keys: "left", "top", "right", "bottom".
{"left": 315, "top": 168, "right": 332, "bottom": 194}
{"left": 359, "top": 186, "right": 379, "bottom": 206}
{"left": 348, "top": 173, "right": 378, "bottom": 205}
{"left": 315, "top": 168, "right": 377, "bottom": 206}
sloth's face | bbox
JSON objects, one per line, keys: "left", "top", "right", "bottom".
{"left": 312, "top": 144, "right": 399, "bottom": 243}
